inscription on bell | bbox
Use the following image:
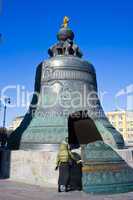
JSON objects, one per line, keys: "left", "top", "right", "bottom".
{"left": 43, "top": 69, "right": 93, "bottom": 83}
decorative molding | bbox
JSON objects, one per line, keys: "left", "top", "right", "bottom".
{"left": 42, "top": 69, "right": 94, "bottom": 83}
{"left": 82, "top": 163, "right": 127, "bottom": 173}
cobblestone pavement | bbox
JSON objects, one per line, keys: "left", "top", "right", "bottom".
{"left": 0, "top": 180, "right": 133, "bottom": 200}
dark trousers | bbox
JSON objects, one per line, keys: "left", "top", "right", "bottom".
{"left": 58, "top": 163, "right": 70, "bottom": 186}
{"left": 69, "top": 161, "right": 82, "bottom": 190}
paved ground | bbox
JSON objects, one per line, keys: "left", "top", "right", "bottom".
{"left": 0, "top": 180, "right": 133, "bottom": 200}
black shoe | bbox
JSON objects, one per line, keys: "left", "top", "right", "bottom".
{"left": 66, "top": 186, "right": 75, "bottom": 192}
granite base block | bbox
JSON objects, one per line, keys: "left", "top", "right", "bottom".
{"left": 10, "top": 150, "right": 58, "bottom": 188}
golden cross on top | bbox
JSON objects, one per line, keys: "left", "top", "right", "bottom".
{"left": 63, "top": 16, "right": 69, "bottom": 28}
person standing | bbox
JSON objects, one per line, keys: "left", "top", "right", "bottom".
{"left": 55, "top": 137, "right": 74, "bottom": 192}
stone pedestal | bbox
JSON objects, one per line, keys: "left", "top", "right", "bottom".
{"left": 1, "top": 144, "right": 133, "bottom": 195}
{"left": 116, "top": 148, "right": 133, "bottom": 168}
{"left": 10, "top": 146, "right": 59, "bottom": 188}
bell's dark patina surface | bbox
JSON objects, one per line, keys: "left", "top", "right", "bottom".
{"left": 8, "top": 17, "right": 133, "bottom": 194}
{"left": 8, "top": 17, "right": 124, "bottom": 150}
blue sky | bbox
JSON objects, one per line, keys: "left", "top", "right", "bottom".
{"left": 0, "top": 0, "right": 133, "bottom": 127}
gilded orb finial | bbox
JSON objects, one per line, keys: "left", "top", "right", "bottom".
{"left": 63, "top": 16, "right": 69, "bottom": 28}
